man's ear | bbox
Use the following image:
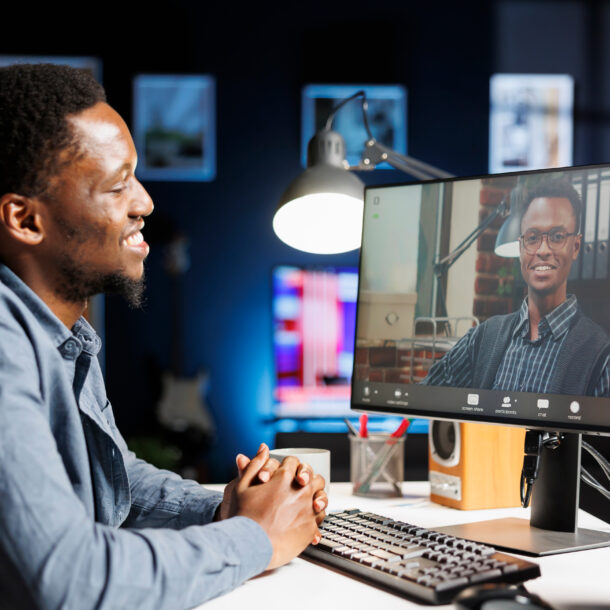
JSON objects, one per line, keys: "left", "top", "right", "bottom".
{"left": 572, "top": 232, "right": 582, "bottom": 260}
{"left": 0, "top": 193, "right": 45, "bottom": 245}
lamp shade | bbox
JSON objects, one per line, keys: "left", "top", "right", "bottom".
{"left": 494, "top": 206, "right": 521, "bottom": 258}
{"left": 273, "top": 129, "right": 365, "bottom": 254}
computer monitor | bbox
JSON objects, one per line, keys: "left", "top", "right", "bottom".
{"left": 352, "top": 163, "right": 610, "bottom": 556}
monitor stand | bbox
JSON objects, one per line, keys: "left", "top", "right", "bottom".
{"left": 434, "top": 433, "right": 610, "bottom": 556}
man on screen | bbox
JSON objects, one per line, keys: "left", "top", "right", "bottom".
{"left": 0, "top": 63, "right": 327, "bottom": 609}
{"left": 424, "top": 178, "right": 610, "bottom": 396}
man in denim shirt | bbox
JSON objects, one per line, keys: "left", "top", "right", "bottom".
{"left": 0, "top": 63, "right": 327, "bottom": 609}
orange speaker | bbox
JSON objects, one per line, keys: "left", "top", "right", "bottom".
{"left": 428, "top": 421, "right": 525, "bottom": 510}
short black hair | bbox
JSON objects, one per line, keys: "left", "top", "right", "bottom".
{"left": 0, "top": 63, "right": 106, "bottom": 198}
{"left": 522, "top": 177, "right": 582, "bottom": 233}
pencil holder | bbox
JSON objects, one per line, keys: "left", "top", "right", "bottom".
{"left": 349, "top": 434, "right": 405, "bottom": 498}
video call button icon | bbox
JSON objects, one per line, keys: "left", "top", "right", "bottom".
{"left": 467, "top": 393, "right": 479, "bottom": 406}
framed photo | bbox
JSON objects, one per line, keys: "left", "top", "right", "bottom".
{"left": 133, "top": 75, "right": 216, "bottom": 181}
{"left": 0, "top": 55, "right": 102, "bottom": 82}
{"left": 301, "top": 84, "right": 407, "bottom": 168}
{"left": 489, "top": 74, "right": 574, "bottom": 174}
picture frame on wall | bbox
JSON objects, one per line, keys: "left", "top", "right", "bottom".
{"left": 0, "top": 55, "right": 102, "bottom": 82}
{"left": 489, "top": 73, "right": 574, "bottom": 173}
{"left": 133, "top": 74, "right": 216, "bottom": 182}
{"left": 301, "top": 84, "right": 407, "bottom": 168}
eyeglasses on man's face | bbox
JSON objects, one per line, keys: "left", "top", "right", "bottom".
{"left": 519, "top": 227, "right": 579, "bottom": 254}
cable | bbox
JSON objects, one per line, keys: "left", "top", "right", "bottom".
{"left": 325, "top": 90, "right": 374, "bottom": 141}
{"left": 520, "top": 431, "right": 563, "bottom": 508}
{"left": 520, "top": 430, "right": 543, "bottom": 508}
{"left": 581, "top": 467, "right": 610, "bottom": 501}
{"left": 582, "top": 441, "right": 610, "bottom": 482}
{"left": 520, "top": 434, "right": 610, "bottom": 506}
{"left": 580, "top": 440, "right": 610, "bottom": 501}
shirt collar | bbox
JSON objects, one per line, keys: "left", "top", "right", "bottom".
{"left": 514, "top": 298, "right": 530, "bottom": 338}
{"left": 0, "top": 263, "right": 101, "bottom": 355}
{"left": 513, "top": 295, "right": 578, "bottom": 341}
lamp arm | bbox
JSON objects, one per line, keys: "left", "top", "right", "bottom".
{"left": 358, "top": 139, "right": 454, "bottom": 181}
{"left": 325, "top": 90, "right": 374, "bottom": 141}
{"left": 326, "top": 90, "right": 451, "bottom": 180}
{"left": 434, "top": 199, "right": 508, "bottom": 275}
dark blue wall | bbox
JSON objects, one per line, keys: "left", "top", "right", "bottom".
{"left": 4, "top": 1, "right": 610, "bottom": 481}
{"left": 104, "top": 1, "right": 495, "bottom": 481}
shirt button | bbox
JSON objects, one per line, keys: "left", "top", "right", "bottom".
{"left": 61, "top": 339, "right": 80, "bottom": 359}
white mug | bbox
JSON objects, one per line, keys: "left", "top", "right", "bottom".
{"left": 268, "top": 447, "right": 330, "bottom": 493}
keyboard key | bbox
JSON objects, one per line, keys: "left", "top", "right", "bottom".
{"left": 370, "top": 549, "right": 401, "bottom": 562}
{"left": 469, "top": 568, "right": 503, "bottom": 583}
{"left": 401, "top": 546, "right": 427, "bottom": 559}
{"left": 434, "top": 576, "right": 469, "bottom": 592}
{"left": 317, "top": 539, "right": 341, "bottom": 552}
{"left": 383, "top": 544, "right": 412, "bottom": 557}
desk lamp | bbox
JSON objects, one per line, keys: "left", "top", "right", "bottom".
{"left": 273, "top": 90, "right": 452, "bottom": 254}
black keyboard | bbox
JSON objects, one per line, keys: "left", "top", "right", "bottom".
{"left": 301, "top": 509, "right": 541, "bottom": 604}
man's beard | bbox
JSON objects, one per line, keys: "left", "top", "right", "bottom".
{"left": 51, "top": 214, "right": 146, "bottom": 309}
{"left": 55, "top": 256, "right": 146, "bottom": 309}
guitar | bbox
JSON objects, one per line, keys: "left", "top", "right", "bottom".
{"left": 156, "top": 235, "right": 215, "bottom": 438}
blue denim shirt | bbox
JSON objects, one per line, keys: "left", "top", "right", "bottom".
{"left": 0, "top": 264, "right": 272, "bottom": 609}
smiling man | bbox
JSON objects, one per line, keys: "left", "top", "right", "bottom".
{"left": 0, "top": 63, "right": 327, "bottom": 610}
{"left": 424, "top": 178, "right": 610, "bottom": 396}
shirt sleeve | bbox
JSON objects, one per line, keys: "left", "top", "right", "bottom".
{"left": 100, "top": 400, "right": 224, "bottom": 529}
{"left": 421, "top": 326, "right": 479, "bottom": 388}
{"left": 0, "top": 319, "right": 272, "bottom": 610}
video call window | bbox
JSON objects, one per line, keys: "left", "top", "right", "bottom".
{"left": 356, "top": 166, "right": 610, "bottom": 399}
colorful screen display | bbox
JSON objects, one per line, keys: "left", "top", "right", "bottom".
{"left": 273, "top": 266, "right": 358, "bottom": 417}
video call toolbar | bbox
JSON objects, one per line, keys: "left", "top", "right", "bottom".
{"left": 352, "top": 380, "right": 609, "bottom": 434}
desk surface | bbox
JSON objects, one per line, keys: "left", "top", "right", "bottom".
{"left": 197, "top": 482, "right": 610, "bottom": 610}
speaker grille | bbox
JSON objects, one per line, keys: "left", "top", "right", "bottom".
{"left": 431, "top": 421, "right": 456, "bottom": 460}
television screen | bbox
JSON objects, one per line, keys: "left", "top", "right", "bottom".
{"left": 272, "top": 266, "right": 358, "bottom": 417}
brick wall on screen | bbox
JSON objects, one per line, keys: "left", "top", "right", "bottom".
{"left": 473, "top": 176, "right": 518, "bottom": 321}
{"left": 354, "top": 344, "right": 444, "bottom": 384}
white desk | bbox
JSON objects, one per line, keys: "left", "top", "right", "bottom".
{"left": 197, "top": 482, "right": 610, "bottom": 610}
